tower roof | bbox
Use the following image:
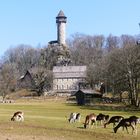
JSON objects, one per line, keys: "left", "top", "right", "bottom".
{"left": 56, "top": 10, "right": 66, "bottom": 18}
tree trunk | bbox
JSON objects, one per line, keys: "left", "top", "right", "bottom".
{"left": 128, "top": 77, "right": 139, "bottom": 107}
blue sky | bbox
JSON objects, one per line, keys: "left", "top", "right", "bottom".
{"left": 0, "top": 0, "right": 140, "bottom": 56}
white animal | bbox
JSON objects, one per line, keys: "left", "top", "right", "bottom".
{"left": 11, "top": 111, "right": 24, "bottom": 122}
{"left": 68, "top": 112, "right": 81, "bottom": 123}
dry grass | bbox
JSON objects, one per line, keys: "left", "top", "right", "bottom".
{"left": 0, "top": 97, "right": 140, "bottom": 140}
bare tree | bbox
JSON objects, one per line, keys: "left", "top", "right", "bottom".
{"left": 4, "top": 45, "right": 41, "bottom": 74}
{"left": 106, "top": 34, "right": 120, "bottom": 52}
{"left": 68, "top": 33, "right": 105, "bottom": 66}
{"left": 106, "top": 35, "right": 140, "bottom": 106}
{"left": 121, "top": 35, "right": 140, "bottom": 106}
{"left": 32, "top": 67, "right": 53, "bottom": 96}
{"left": 0, "top": 63, "right": 17, "bottom": 100}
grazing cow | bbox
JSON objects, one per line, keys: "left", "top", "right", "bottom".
{"left": 11, "top": 111, "right": 24, "bottom": 122}
{"left": 114, "top": 116, "right": 139, "bottom": 135}
{"left": 68, "top": 113, "right": 81, "bottom": 123}
{"left": 96, "top": 113, "right": 109, "bottom": 126}
{"left": 104, "top": 116, "right": 124, "bottom": 128}
{"left": 84, "top": 113, "right": 97, "bottom": 129}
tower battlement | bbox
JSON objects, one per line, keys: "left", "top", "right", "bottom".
{"left": 56, "top": 10, "right": 67, "bottom": 23}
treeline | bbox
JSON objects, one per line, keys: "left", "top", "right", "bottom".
{"left": 0, "top": 34, "right": 140, "bottom": 106}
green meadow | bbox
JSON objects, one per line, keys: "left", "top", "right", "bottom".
{"left": 0, "top": 97, "right": 140, "bottom": 140}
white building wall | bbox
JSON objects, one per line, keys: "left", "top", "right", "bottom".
{"left": 53, "top": 78, "right": 83, "bottom": 91}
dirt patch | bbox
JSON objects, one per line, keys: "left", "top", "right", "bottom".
{"left": 0, "top": 133, "right": 65, "bottom": 140}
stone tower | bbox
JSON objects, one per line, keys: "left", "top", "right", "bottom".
{"left": 48, "top": 10, "right": 71, "bottom": 66}
{"left": 56, "top": 10, "right": 67, "bottom": 45}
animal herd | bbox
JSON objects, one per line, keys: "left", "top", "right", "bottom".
{"left": 68, "top": 112, "right": 140, "bottom": 135}
{"left": 10, "top": 111, "right": 140, "bottom": 135}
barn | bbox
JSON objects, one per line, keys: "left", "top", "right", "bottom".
{"left": 17, "top": 70, "right": 35, "bottom": 89}
{"left": 74, "top": 89, "right": 102, "bottom": 105}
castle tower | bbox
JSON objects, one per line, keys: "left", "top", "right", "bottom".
{"left": 56, "top": 10, "right": 67, "bottom": 45}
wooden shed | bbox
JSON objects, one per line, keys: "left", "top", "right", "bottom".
{"left": 74, "top": 89, "right": 102, "bottom": 105}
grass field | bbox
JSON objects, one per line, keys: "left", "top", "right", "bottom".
{"left": 0, "top": 97, "right": 140, "bottom": 140}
